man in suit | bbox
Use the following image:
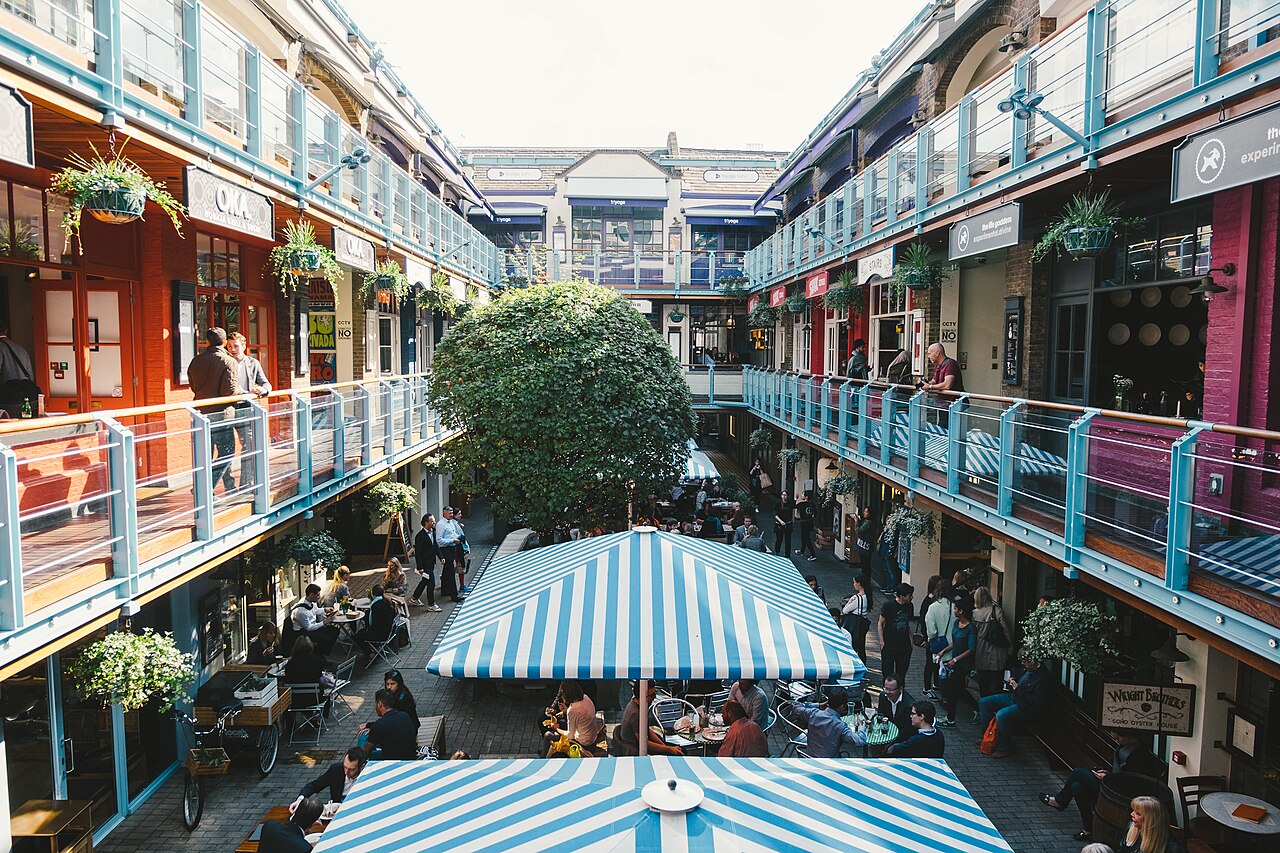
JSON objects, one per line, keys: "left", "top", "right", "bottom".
{"left": 296, "top": 748, "right": 366, "bottom": 805}
{"left": 260, "top": 794, "right": 323, "bottom": 853}
{"left": 877, "top": 673, "right": 914, "bottom": 744}
{"left": 353, "top": 584, "right": 395, "bottom": 659}
{"left": 409, "top": 513, "right": 441, "bottom": 611}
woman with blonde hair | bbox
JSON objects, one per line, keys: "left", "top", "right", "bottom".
{"left": 381, "top": 557, "right": 408, "bottom": 598}
{"left": 1119, "top": 796, "right": 1183, "bottom": 853}
{"left": 320, "top": 565, "right": 351, "bottom": 607}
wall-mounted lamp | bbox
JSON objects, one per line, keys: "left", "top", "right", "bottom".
{"left": 998, "top": 88, "right": 1088, "bottom": 148}
{"left": 1190, "top": 263, "right": 1235, "bottom": 301}
{"left": 997, "top": 31, "right": 1026, "bottom": 53}
{"left": 908, "top": 110, "right": 929, "bottom": 129}
{"left": 804, "top": 225, "right": 839, "bottom": 252}
{"left": 1151, "top": 632, "right": 1193, "bottom": 666}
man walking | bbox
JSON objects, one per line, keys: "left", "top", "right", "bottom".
{"left": 187, "top": 327, "right": 243, "bottom": 493}
{"left": 878, "top": 584, "right": 916, "bottom": 683}
{"left": 436, "top": 506, "right": 465, "bottom": 601}
{"left": 226, "top": 332, "right": 271, "bottom": 489}
{"left": 846, "top": 338, "right": 869, "bottom": 381}
{"left": 409, "top": 513, "right": 442, "bottom": 611}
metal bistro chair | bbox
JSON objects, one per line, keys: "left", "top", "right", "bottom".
{"left": 773, "top": 679, "right": 815, "bottom": 706}
{"left": 775, "top": 701, "right": 810, "bottom": 758}
{"left": 650, "top": 696, "right": 701, "bottom": 752}
{"left": 705, "top": 689, "right": 731, "bottom": 717}
{"left": 329, "top": 656, "right": 359, "bottom": 722}
{"left": 365, "top": 616, "right": 409, "bottom": 671}
{"left": 286, "top": 684, "right": 327, "bottom": 745}
{"left": 1176, "top": 775, "right": 1231, "bottom": 846}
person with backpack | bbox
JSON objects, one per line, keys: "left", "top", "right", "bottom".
{"left": 794, "top": 491, "right": 817, "bottom": 561}
{"left": 972, "top": 586, "right": 1015, "bottom": 698}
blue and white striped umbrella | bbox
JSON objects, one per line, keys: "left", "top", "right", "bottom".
{"left": 427, "top": 528, "right": 864, "bottom": 681}
{"left": 1198, "top": 533, "right": 1280, "bottom": 595}
{"left": 685, "top": 449, "right": 720, "bottom": 482}
{"left": 313, "top": 757, "right": 1013, "bottom": 853}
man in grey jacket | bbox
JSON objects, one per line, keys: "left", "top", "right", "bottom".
{"left": 228, "top": 332, "right": 271, "bottom": 488}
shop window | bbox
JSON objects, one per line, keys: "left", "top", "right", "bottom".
{"left": 194, "top": 235, "right": 271, "bottom": 382}
{"left": 687, "top": 303, "right": 746, "bottom": 366}
{"left": 0, "top": 180, "right": 75, "bottom": 265}
{"left": 1102, "top": 205, "right": 1212, "bottom": 288}
{"left": 572, "top": 213, "right": 602, "bottom": 249}
{"left": 197, "top": 232, "right": 242, "bottom": 289}
{"left": 869, "top": 278, "right": 908, "bottom": 376}
{"left": 1050, "top": 298, "right": 1090, "bottom": 403}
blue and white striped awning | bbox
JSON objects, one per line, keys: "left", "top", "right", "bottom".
{"left": 957, "top": 430, "right": 1066, "bottom": 480}
{"left": 684, "top": 440, "right": 720, "bottom": 482}
{"left": 427, "top": 528, "right": 864, "bottom": 681}
{"left": 313, "top": 757, "right": 1013, "bottom": 853}
{"left": 1198, "top": 533, "right": 1280, "bottom": 595}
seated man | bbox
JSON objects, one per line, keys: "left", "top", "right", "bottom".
{"left": 290, "top": 583, "right": 339, "bottom": 657}
{"left": 260, "top": 794, "right": 323, "bottom": 853}
{"left": 887, "top": 700, "right": 945, "bottom": 758}
{"left": 357, "top": 688, "right": 417, "bottom": 760}
{"left": 353, "top": 584, "right": 395, "bottom": 659}
{"left": 977, "top": 651, "right": 1052, "bottom": 759}
{"left": 790, "top": 686, "right": 864, "bottom": 758}
{"left": 718, "top": 699, "right": 769, "bottom": 758}
{"left": 295, "top": 747, "right": 366, "bottom": 805}
{"left": 728, "top": 678, "right": 771, "bottom": 728}
{"left": 611, "top": 685, "right": 684, "bottom": 757}
{"left": 877, "top": 674, "right": 914, "bottom": 744}
{"left": 1042, "top": 728, "right": 1166, "bottom": 843}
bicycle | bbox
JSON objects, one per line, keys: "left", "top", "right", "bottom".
{"left": 176, "top": 698, "right": 281, "bottom": 830}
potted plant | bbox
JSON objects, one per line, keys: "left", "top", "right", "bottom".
{"left": 818, "top": 473, "right": 858, "bottom": 505}
{"left": 783, "top": 292, "right": 809, "bottom": 315}
{"left": 359, "top": 480, "right": 418, "bottom": 527}
{"left": 885, "top": 504, "right": 937, "bottom": 551}
{"left": 417, "top": 269, "right": 460, "bottom": 315}
{"left": 49, "top": 142, "right": 185, "bottom": 252}
{"left": 748, "top": 426, "right": 774, "bottom": 457}
{"left": 821, "top": 270, "right": 864, "bottom": 314}
{"left": 1019, "top": 597, "right": 1119, "bottom": 674}
{"left": 894, "top": 243, "right": 946, "bottom": 292}
{"left": 69, "top": 628, "right": 195, "bottom": 713}
{"left": 1032, "top": 191, "right": 1143, "bottom": 261}
{"left": 779, "top": 447, "right": 804, "bottom": 466}
{"left": 359, "top": 258, "right": 411, "bottom": 304}
{"left": 717, "top": 273, "right": 750, "bottom": 296}
{"left": 748, "top": 305, "right": 780, "bottom": 327}
{"left": 287, "top": 530, "right": 345, "bottom": 573}
{"left": 668, "top": 307, "right": 686, "bottom": 323}
{"left": 1112, "top": 374, "right": 1134, "bottom": 412}
{"left": 270, "top": 220, "right": 343, "bottom": 296}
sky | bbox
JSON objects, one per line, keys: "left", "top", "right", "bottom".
{"left": 352, "top": 0, "right": 927, "bottom": 155}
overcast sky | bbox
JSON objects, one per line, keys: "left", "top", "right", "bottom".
{"left": 352, "top": 0, "right": 926, "bottom": 154}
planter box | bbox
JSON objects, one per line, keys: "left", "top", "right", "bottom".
{"left": 186, "top": 747, "right": 231, "bottom": 776}
{"left": 234, "top": 677, "right": 278, "bottom": 707}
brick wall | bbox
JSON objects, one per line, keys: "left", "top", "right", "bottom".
{"left": 1004, "top": 241, "right": 1049, "bottom": 400}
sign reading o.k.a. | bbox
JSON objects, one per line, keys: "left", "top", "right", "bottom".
{"left": 332, "top": 226, "right": 376, "bottom": 273}
{"left": 183, "top": 166, "right": 274, "bottom": 241}
{"left": 1172, "top": 101, "right": 1280, "bottom": 202}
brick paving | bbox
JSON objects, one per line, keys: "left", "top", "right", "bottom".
{"left": 99, "top": 494, "right": 1084, "bottom": 853}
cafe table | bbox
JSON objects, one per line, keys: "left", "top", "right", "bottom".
{"left": 236, "top": 805, "right": 327, "bottom": 852}
{"left": 329, "top": 609, "right": 365, "bottom": 652}
{"left": 843, "top": 715, "right": 899, "bottom": 758}
{"left": 1199, "top": 791, "right": 1280, "bottom": 835}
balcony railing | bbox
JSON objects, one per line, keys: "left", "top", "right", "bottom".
{"left": 0, "top": 373, "right": 455, "bottom": 666}
{"left": 743, "top": 367, "right": 1280, "bottom": 666}
{"left": 499, "top": 248, "right": 754, "bottom": 293}
{"left": 744, "top": 0, "right": 1280, "bottom": 288}
{"left": 0, "top": 0, "right": 502, "bottom": 285}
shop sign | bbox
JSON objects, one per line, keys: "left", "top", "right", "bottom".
{"left": 333, "top": 226, "right": 376, "bottom": 273}
{"left": 769, "top": 285, "right": 787, "bottom": 308}
{"left": 805, "top": 270, "right": 829, "bottom": 299}
{"left": 183, "top": 166, "right": 273, "bottom": 240}
{"left": 405, "top": 257, "right": 432, "bottom": 287}
{"left": 948, "top": 202, "right": 1022, "bottom": 260}
{"left": 0, "top": 83, "right": 33, "bottom": 167}
{"left": 1100, "top": 680, "right": 1196, "bottom": 736}
{"left": 856, "top": 246, "right": 894, "bottom": 283}
{"left": 747, "top": 294, "right": 761, "bottom": 313}
{"left": 1002, "top": 297, "right": 1023, "bottom": 386}
{"left": 1172, "top": 101, "right": 1280, "bottom": 202}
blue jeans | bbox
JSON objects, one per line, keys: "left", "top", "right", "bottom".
{"left": 978, "top": 693, "right": 1024, "bottom": 752}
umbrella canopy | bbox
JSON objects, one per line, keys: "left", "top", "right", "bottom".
{"left": 426, "top": 528, "right": 863, "bottom": 681}
{"left": 1198, "top": 533, "right": 1280, "bottom": 595}
{"left": 685, "top": 440, "right": 720, "bottom": 481}
{"left": 313, "top": 757, "right": 1013, "bottom": 853}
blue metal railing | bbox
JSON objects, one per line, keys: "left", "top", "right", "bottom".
{"left": 743, "top": 0, "right": 1280, "bottom": 290}
{"left": 0, "top": 372, "right": 456, "bottom": 670}
{"left": 743, "top": 366, "right": 1280, "bottom": 668}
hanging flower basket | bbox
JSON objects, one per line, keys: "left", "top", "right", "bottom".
{"left": 1019, "top": 597, "right": 1119, "bottom": 674}
{"left": 748, "top": 305, "right": 780, "bottom": 327}
{"left": 779, "top": 447, "right": 804, "bottom": 466}
{"left": 85, "top": 187, "right": 147, "bottom": 224}
{"left": 821, "top": 271, "right": 863, "bottom": 313}
{"left": 668, "top": 308, "right": 686, "bottom": 322}
{"left": 886, "top": 505, "right": 937, "bottom": 552}
{"left": 1061, "top": 226, "right": 1113, "bottom": 259}
{"left": 783, "top": 294, "right": 808, "bottom": 315}
{"left": 893, "top": 244, "right": 946, "bottom": 292}
{"left": 270, "top": 220, "right": 344, "bottom": 298}
{"left": 69, "top": 628, "right": 195, "bottom": 713}
{"left": 285, "top": 246, "right": 324, "bottom": 276}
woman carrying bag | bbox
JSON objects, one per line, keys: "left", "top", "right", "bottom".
{"left": 839, "top": 576, "right": 873, "bottom": 663}
{"left": 972, "top": 587, "right": 1015, "bottom": 698}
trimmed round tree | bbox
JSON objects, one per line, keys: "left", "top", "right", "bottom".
{"left": 428, "top": 281, "right": 695, "bottom": 540}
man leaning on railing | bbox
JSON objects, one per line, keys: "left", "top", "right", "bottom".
{"left": 187, "top": 327, "right": 244, "bottom": 494}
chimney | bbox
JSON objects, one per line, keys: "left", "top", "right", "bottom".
{"left": 666, "top": 131, "right": 679, "bottom": 157}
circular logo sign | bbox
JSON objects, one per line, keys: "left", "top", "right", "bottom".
{"left": 957, "top": 224, "right": 970, "bottom": 253}
{"left": 1195, "top": 138, "right": 1226, "bottom": 185}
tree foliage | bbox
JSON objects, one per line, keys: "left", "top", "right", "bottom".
{"left": 428, "top": 280, "right": 695, "bottom": 536}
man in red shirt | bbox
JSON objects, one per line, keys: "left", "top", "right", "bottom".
{"left": 718, "top": 699, "right": 769, "bottom": 758}
{"left": 922, "top": 343, "right": 964, "bottom": 427}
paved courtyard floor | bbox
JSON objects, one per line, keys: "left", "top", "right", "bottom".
{"left": 99, "top": 493, "right": 1083, "bottom": 853}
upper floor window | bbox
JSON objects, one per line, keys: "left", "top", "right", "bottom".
{"left": 197, "top": 233, "right": 242, "bottom": 290}
{"left": 0, "top": 179, "right": 74, "bottom": 265}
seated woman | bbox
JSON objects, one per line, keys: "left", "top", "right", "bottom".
{"left": 285, "top": 636, "right": 330, "bottom": 690}
{"left": 247, "top": 622, "right": 281, "bottom": 665}
{"left": 320, "top": 566, "right": 352, "bottom": 608}
{"left": 381, "top": 558, "right": 408, "bottom": 600}
{"left": 551, "top": 681, "right": 603, "bottom": 757}
{"left": 611, "top": 684, "right": 684, "bottom": 757}
{"left": 383, "top": 669, "right": 420, "bottom": 734}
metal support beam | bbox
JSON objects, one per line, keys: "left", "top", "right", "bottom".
{"left": 358, "top": 385, "right": 374, "bottom": 466}
{"left": 907, "top": 391, "right": 925, "bottom": 479}
{"left": 100, "top": 417, "right": 140, "bottom": 595}
{"left": 947, "top": 395, "right": 969, "bottom": 494}
{"left": 1165, "top": 426, "right": 1205, "bottom": 591}
{"left": 189, "top": 407, "right": 215, "bottom": 540}
{"left": 250, "top": 400, "right": 270, "bottom": 513}
{"left": 1062, "top": 410, "right": 1097, "bottom": 563}
{"left": 294, "top": 393, "right": 314, "bottom": 497}
{"left": 998, "top": 400, "right": 1027, "bottom": 516}
{"left": 183, "top": 1, "right": 204, "bottom": 128}
{"left": 332, "top": 388, "right": 347, "bottom": 479}
{"left": 880, "top": 387, "right": 896, "bottom": 466}
{"left": 0, "top": 445, "right": 25, "bottom": 631}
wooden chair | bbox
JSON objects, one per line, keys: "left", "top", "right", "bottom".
{"left": 1176, "top": 775, "right": 1231, "bottom": 846}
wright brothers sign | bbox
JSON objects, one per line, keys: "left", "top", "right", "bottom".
{"left": 1100, "top": 681, "right": 1196, "bottom": 736}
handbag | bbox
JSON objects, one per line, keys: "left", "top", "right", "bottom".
{"left": 758, "top": 471, "right": 773, "bottom": 489}
{"left": 911, "top": 631, "right": 927, "bottom": 648}
{"left": 982, "top": 607, "right": 1011, "bottom": 648}
{"left": 928, "top": 634, "right": 950, "bottom": 656}
{"left": 980, "top": 717, "right": 998, "bottom": 755}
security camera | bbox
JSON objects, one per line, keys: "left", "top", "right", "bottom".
{"left": 975, "top": 256, "right": 987, "bottom": 264}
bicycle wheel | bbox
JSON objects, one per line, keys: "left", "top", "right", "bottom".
{"left": 258, "top": 722, "right": 280, "bottom": 776}
{"left": 181, "top": 770, "right": 203, "bottom": 830}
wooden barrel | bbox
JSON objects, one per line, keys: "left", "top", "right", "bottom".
{"left": 1095, "top": 772, "right": 1175, "bottom": 848}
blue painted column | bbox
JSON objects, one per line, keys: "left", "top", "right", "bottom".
{"left": 947, "top": 394, "right": 969, "bottom": 494}
{"left": 332, "top": 388, "right": 348, "bottom": 478}
{"left": 998, "top": 400, "right": 1026, "bottom": 516}
{"left": 1082, "top": 6, "right": 1108, "bottom": 142}
{"left": 907, "top": 391, "right": 925, "bottom": 480}
{"left": 250, "top": 400, "right": 270, "bottom": 513}
{"left": 820, "top": 378, "right": 832, "bottom": 436}
{"left": 1193, "top": 0, "right": 1220, "bottom": 85}
{"left": 290, "top": 78, "right": 309, "bottom": 183}
{"left": 358, "top": 386, "right": 374, "bottom": 466}
{"left": 245, "top": 47, "right": 263, "bottom": 159}
{"left": 837, "top": 380, "right": 852, "bottom": 447}
{"left": 1063, "top": 410, "right": 1098, "bottom": 563}
{"left": 101, "top": 417, "right": 140, "bottom": 595}
{"left": 1010, "top": 57, "right": 1031, "bottom": 170}
{"left": 93, "top": 0, "right": 124, "bottom": 108}
{"left": 857, "top": 384, "right": 871, "bottom": 456}
{"left": 880, "top": 387, "right": 896, "bottom": 466}
{"left": 294, "top": 393, "right": 314, "bottom": 496}
{"left": 1165, "top": 426, "right": 1204, "bottom": 590}
{"left": 379, "top": 382, "right": 395, "bottom": 458}
{"left": 0, "top": 444, "right": 25, "bottom": 630}
{"left": 189, "top": 407, "right": 215, "bottom": 540}
{"left": 956, "top": 95, "right": 973, "bottom": 188}
{"left": 914, "top": 130, "right": 929, "bottom": 218}
{"left": 183, "top": 1, "right": 205, "bottom": 128}
{"left": 886, "top": 148, "right": 899, "bottom": 226}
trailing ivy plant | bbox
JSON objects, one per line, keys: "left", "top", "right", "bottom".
{"left": 49, "top": 141, "right": 185, "bottom": 252}
{"left": 886, "top": 505, "right": 937, "bottom": 551}
{"left": 818, "top": 473, "right": 858, "bottom": 505}
{"left": 1031, "top": 191, "right": 1144, "bottom": 262}
{"left": 270, "top": 220, "right": 343, "bottom": 297}
{"left": 821, "top": 270, "right": 864, "bottom": 314}
{"left": 287, "top": 530, "right": 346, "bottom": 572}
{"left": 1019, "top": 597, "right": 1119, "bottom": 674}
{"left": 717, "top": 273, "right": 750, "bottom": 296}
{"left": 748, "top": 305, "right": 780, "bottom": 327}
{"left": 417, "top": 269, "right": 460, "bottom": 315}
{"left": 70, "top": 628, "right": 195, "bottom": 713}
{"left": 358, "top": 480, "right": 418, "bottom": 524}
{"left": 748, "top": 426, "right": 774, "bottom": 458}
{"left": 779, "top": 447, "right": 804, "bottom": 466}
{"left": 893, "top": 243, "right": 946, "bottom": 291}
{"left": 783, "top": 292, "right": 809, "bottom": 314}
{"left": 358, "top": 258, "right": 411, "bottom": 304}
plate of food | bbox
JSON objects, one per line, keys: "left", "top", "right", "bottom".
{"left": 305, "top": 832, "right": 324, "bottom": 844}
{"left": 321, "top": 801, "right": 340, "bottom": 820}
{"left": 701, "top": 727, "right": 728, "bottom": 743}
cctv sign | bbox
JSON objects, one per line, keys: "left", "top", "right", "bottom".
{"left": 1172, "top": 102, "right": 1280, "bottom": 202}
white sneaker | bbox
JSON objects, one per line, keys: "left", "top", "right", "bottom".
{"left": 427, "top": 604, "right": 442, "bottom": 612}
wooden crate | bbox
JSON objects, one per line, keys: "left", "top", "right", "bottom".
{"left": 195, "top": 687, "right": 291, "bottom": 728}
{"left": 186, "top": 747, "right": 231, "bottom": 776}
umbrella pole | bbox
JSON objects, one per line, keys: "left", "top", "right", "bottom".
{"left": 638, "top": 679, "right": 648, "bottom": 756}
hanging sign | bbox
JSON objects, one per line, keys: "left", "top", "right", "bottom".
{"left": 1172, "top": 101, "right": 1280, "bottom": 202}
{"left": 769, "top": 285, "right": 787, "bottom": 308}
{"left": 333, "top": 226, "right": 376, "bottom": 272}
{"left": 857, "top": 246, "right": 895, "bottom": 283}
{"left": 184, "top": 167, "right": 274, "bottom": 240}
{"left": 1100, "top": 680, "right": 1196, "bottom": 736}
{"left": 747, "top": 294, "right": 761, "bottom": 313}
{"left": 0, "top": 82, "right": 33, "bottom": 167}
{"left": 949, "top": 202, "right": 1022, "bottom": 260}
{"left": 805, "top": 270, "right": 830, "bottom": 299}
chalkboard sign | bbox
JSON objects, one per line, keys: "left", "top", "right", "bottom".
{"left": 1002, "top": 297, "right": 1023, "bottom": 386}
